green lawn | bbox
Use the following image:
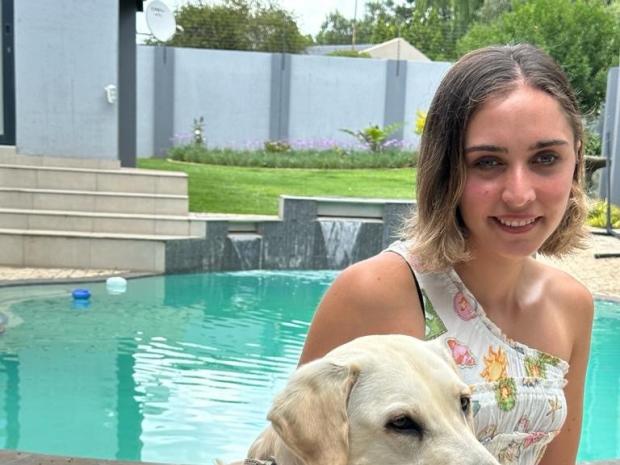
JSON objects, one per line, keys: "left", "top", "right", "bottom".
{"left": 139, "top": 158, "right": 417, "bottom": 215}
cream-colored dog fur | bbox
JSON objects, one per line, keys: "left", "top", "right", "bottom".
{"left": 245, "top": 334, "right": 500, "bottom": 465}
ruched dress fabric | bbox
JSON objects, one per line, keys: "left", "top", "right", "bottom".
{"left": 385, "top": 241, "right": 568, "bottom": 465}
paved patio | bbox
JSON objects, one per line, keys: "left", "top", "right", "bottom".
{"left": 537, "top": 231, "right": 620, "bottom": 300}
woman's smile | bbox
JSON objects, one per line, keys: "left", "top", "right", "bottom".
{"left": 491, "top": 216, "right": 542, "bottom": 234}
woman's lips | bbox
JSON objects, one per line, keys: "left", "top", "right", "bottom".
{"left": 492, "top": 216, "right": 541, "bottom": 233}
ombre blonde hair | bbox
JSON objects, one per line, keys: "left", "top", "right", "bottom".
{"left": 402, "top": 44, "right": 588, "bottom": 271}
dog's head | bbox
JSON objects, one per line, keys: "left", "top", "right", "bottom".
{"left": 253, "top": 335, "right": 499, "bottom": 465}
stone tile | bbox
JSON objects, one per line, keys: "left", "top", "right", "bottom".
{"left": 96, "top": 173, "right": 157, "bottom": 194}
{"left": 33, "top": 192, "right": 94, "bottom": 212}
{"left": 92, "top": 217, "right": 154, "bottom": 235}
{"left": 0, "top": 211, "right": 29, "bottom": 229}
{"left": 37, "top": 170, "right": 97, "bottom": 191}
{"left": 0, "top": 234, "right": 24, "bottom": 265}
{"left": 0, "top": 191, "right": 34, "bottom": 209}
{"left": 89, "top": 238, "right": 165, "bottom": 272}
{"left": 0, "top": 167, "right": 37, "bottom": 188}
{"left": 94, "top": 195, "right": 154, "bottom": 215}
{"left": 29, "top": 213, "right": 94, "bottom": 233}
{"left": 24, "top": 236, "right": 91, "bottom": 268}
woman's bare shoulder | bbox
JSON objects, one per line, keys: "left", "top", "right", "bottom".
{"left": 299, "top": 252, "right": 425, "bottom": 363}
{"left": 331, "top": 252, "right": 419, "bottom": 305}
{"left": 534, "top": 259, "right": 594, "bottom": 331}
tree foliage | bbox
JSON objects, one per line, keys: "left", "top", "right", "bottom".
{"left": 315, "top": 11, "right": 374, "bottom": 45}
{"left": 315, "top": 0, "right": 485, "bottom": 60}
{"left": 457, "top": 0, "right": 620, "bottom": 113}
{"left": 158, "top": 0, "right": 311, "bottom": 53}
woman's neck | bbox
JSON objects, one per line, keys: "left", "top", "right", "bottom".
{"left": 453, "top": 252, "right": 535, "bottom": 316}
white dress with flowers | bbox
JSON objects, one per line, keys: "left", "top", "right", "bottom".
{"left": 385, "top": 241, "right": 568, "bottom": 465}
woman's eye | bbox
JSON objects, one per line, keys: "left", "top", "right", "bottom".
{"left": 533, "top": 153, "right": 558, "bottom": 165}
{"left": 473, "top": 157, "right": 501, "bottom": 169}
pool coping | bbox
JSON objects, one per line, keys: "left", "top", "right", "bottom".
{"left": 0, "top": 273, "right": 618, "bottom": 307}
{"left": 0, "top": 271, "right": 158, "bottom": 288}
{"left": 0, "top": 450, "right": 618, "bottom": 465}
{"left": 0, "top": 450, "right": 190, "bottom": 464}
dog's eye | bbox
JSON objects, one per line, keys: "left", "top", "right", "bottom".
{"left": 460, "top": 396, "right": 471, "bottom": 413}
{"left": 386, "top": 415, "right": 424, "bottom": 436}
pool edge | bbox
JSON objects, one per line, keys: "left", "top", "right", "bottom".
{"left": 0, "top": 450, "right": 618, "bottom": 465}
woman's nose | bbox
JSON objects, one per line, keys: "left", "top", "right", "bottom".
{"left": 501, "top": 167, "right": 536, "bottom": 207}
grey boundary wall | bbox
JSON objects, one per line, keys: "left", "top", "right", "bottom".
{"left": 136, "top": 46, "right": 451, "bottom": 156}
{"left": 164, "top": 196, "right": 415, "bottom": 273}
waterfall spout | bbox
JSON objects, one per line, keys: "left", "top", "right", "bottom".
{"left": 319, "top": 219, "right": 361, "bottom": 269}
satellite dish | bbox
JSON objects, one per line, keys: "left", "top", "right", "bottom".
{"left": 145, "top": 0, "right": 177, "bottom": 42}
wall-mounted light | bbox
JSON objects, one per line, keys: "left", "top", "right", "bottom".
{"left": 104, "top": 84, "right": 117, "bottom": 104}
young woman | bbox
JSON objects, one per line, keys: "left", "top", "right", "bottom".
{"left": 299, "top": 44, "right": 593, "bottom": 465}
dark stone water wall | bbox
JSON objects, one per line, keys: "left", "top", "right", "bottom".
{"left": 165, "top": 196, "right": 416, "bottom": 273}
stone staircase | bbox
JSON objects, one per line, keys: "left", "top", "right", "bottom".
{"left": 0, "top": 151, "right": 205, "bottom": 273}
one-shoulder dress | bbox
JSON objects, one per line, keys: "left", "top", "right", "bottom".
{"left": 385, "top": 241, "right": 568, "bottom": 465}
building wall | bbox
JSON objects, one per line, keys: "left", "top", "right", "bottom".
{"left": 14, "top": 1, "right": 119, "bottom": 159}
{"left": 172, "top": 48, "right": 272, "bottom": 149}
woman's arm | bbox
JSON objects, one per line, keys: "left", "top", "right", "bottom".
{"left": 299, "top": 252, "right": 426, "bottom": 365}
{"left": 538, "top": 282, "right": 594, "bottom": 465}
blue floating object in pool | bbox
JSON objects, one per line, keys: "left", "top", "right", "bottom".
{"left": 72, "top": 299, "right": 91, "bottom": 310}
{"left": 72, "top": 289, "right": 91, "bottom": 300}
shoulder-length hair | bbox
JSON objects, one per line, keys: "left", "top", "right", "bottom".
{"left": 402, "top": 44, "right": 588, "bottom": 271}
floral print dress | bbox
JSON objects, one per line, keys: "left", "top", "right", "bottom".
{"left": 386, "top": 241, "right": 568, "bottom": 465}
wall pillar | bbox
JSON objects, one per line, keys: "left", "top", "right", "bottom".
{"left": 384, "top": 59, "right": 408, "bottom": 140}
{"left": 118, "top": 0, "right": 138, "bottom": 167}
{"left": 153, "top": 46, "right": 175, "bottom": 157}
{"left": 269, "top": 53, "right": 291, "bottom": 142}
{"left": 600, "top": 67, "right": 620, "bottom": 206}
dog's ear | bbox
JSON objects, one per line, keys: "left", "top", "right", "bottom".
{"left": 425, "top": 337, "right": 457, "bottom": 371}
{"left": 267, "top": 359, "right": 360, "bottom": 465}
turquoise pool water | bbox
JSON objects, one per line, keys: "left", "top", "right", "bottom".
{"left": 0, "top": 271, "right": 617, "bottom": 464}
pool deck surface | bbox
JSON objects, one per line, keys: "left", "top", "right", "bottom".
{"left": 0, "top": 230, "right": 619, "bottom": 465}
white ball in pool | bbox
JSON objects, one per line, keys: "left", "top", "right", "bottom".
{"left": 106, "top": 276, "right": 128, "bottom": 295}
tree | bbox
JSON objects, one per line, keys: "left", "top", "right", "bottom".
{"left": 457, "top": 0, "right": 620, "bottom": 113}
{"left": 157, "top": 0, "right": 310, "bottom": 53}
{"left": 474, "top": 0, "right": 513, "bottom": 23}
{"left": 380, "top": 0, "right": 482, "bottom": 61}
{"left": 315, "top": 11, "right": 374, "bottom": 45}
{"left": 315, "top": 0, "right": 486, "bottom": 61}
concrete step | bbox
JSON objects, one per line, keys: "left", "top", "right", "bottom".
{"left": 0, "top": 163, "right": 187, "bottom": 195}
{"left": 0, "top": 187, "right": 188, "bottom": 215}
{"left": 0, "top": 150, "right": 121, "bottom": 169}
{"left": 0, "top": 208, "right": 205, "bottom": 236}
{"left": 0, "top": 228, "right": 201, "bottom": 272}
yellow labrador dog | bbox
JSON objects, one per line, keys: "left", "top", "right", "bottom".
{"left": 242, "top": 334, "right": 499, "bottom": 465}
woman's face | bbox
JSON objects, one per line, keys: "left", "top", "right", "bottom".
{"left": 459, "top": 84, "right": 577, "bottom": 260}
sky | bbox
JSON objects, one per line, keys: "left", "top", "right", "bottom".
{"left": 137, "top": 0, "right": 364, "bottom": 39}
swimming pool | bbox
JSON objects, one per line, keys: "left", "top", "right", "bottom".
{"left": 0, "top": 271, "right": 617, "bottom": 464}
